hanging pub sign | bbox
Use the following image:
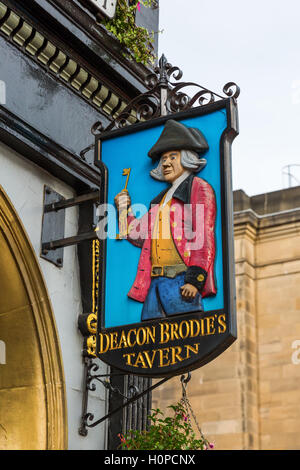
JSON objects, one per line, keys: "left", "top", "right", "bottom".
{"left": 93, "top": 67, "right": 239, "bottom": 378}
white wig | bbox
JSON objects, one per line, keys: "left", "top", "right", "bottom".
{"left": 150, "top": 150, "right": 207, "bottom": 181}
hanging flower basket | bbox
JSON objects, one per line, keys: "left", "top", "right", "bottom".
{"left": 118, "top": 375, "right": 215, "bottom": 450}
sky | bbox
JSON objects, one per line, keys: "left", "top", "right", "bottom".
{"left": 158, "top": 0, "right": 300, "bottom": 196}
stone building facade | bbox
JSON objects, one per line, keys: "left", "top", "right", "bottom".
{"left": 153, "top": 185, "right": 300, "bottom": 450}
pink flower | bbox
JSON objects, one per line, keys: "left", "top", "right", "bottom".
{"left": 118, "top": 433, "right": 126, "bottom": 443}
{"left": 136, "top": 1, "right": 141, "bottom": 11}
{"left": 209, "top": 442, "right": 215, "bottom": 449}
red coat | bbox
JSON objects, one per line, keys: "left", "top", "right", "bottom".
{"left": 126, "top": 175, "right": 216, "bottom": 303}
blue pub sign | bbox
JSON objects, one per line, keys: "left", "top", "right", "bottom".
{"left": 94, "top": 96, "right": 238, "bottom": 378}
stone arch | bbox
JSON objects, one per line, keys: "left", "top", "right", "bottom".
{"left": 0, "top": 185, "right": 67, "bottom": 449}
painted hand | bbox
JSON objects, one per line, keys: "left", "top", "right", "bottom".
{"left": 114, "top": 191, "right": 131, "bottom": 212}
{"left": 180, "top": 283, "right": 198, "bottom": 300}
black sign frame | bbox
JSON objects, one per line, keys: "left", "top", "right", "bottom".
{"left": 94, "top": 97, "right": 238, "bottom": 378}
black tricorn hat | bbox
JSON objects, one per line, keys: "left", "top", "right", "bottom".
{"left": 148, "top": 119, "right": 209, "bottom": 161}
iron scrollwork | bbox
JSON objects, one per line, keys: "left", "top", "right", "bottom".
{"left": 78, "top": 359, "right": 142, "bottom": 436}
{"left": 79, "top": 53, "right": 240, "bottom": 161}
{"left": 90, "top": 53, "right": 240, "bottom": 137}
{"left": 78, "top": 54, "right": 240, "bottom": 437}
{"left": 87, "top": 362, "right": 139, "bottom": 399}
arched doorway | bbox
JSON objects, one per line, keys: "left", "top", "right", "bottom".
{"left": 0, "top": 185, "right": 67, "bottom": 449}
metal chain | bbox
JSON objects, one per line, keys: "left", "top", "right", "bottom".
{"left": 180, "top": 374, "right": 208, "bottom": 444}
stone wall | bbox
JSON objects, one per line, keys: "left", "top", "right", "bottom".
{"left": 153, "top": 186, "right": 300, "bottom": 450}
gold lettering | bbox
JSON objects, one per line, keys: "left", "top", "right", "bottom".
{"left": 133, "top": 352, "right": 148, "bottom": 368}
{"left": 218, "top": 314, "right": 227, "bottom": 333}
{"left": 98, "top": 333, "right": 110, "bottom": 354}
{"left": 170, "top": 346, "right": 183, "bottom": 365}
{"left": 118, "top": 330, "right": 128, "bottom": 349}
{"left": 206, "top": 316, "right": 216, "bottom": 335}
{"left": 136, "top": 327, "right": 147, "bottom": 346}
{"left": 185, "top": 343, "right": 200, "bottom": 359}
{"left": 143, "top": 350, "right": 158, "bottom": 368}
{"left": 158, "top": 348, "right": 170, "bottom": 367}
{"left": 145, "top": 326, "right": 156, "bottom": 344}
{"left": 123, "top": 353, "right": 136, "bottom": 366}
{"left": 189, "top": 319, "right": 201, "bottom": 337}
{"left": 159, "top": 323, "right": 170, "bottom": 344}
{"left": 110, "top": 332, "right": 119, "bottom": 350}
{"left": 170, "top": 322, "right": 179, "bottom": 341}
{"left": 179, "top": 320, "right": 190, "bottom": 339}
{"left": 127, "top": 329, "right": 137, "bottom": 347}
{"left": 200, "top": 318, "right": 205, "bottom": 336}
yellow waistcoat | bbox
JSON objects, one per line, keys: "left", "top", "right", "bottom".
{"left": 151, "top": 197, "right": 182, "bottom": 266}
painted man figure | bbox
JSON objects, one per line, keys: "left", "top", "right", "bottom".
{"left": 114, "top": 119, "right": 216, "bottom": 321}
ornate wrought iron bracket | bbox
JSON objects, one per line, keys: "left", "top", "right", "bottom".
{"left": 76, "top": 54, "right": 240, "bottom": 440}
{"left": 40, "top": 54, "right": 240, "bottom": 258}
{"left": 80, "top": 53, "right": 240, "bottom": 161}
{"left": 78, "top": 356, "right": 182, "bottom": 437}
